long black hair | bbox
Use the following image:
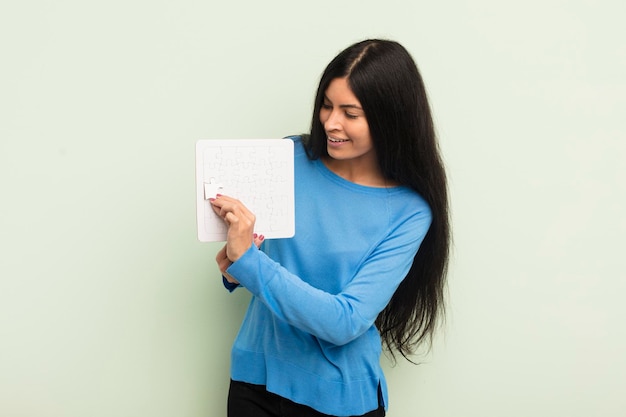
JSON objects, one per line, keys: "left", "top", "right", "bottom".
{"left": 304, "top": 39, "right": 450, "bottom": 361}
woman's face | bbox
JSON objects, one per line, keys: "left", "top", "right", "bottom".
{"left": 319, "top": 78, "right": 376, "bottom": 167}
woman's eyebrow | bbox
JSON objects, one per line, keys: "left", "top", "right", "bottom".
{"left": 323, "top": 95, "right": 363, "bottom": 110}
{"left": 339, "top": 104, "right": 363, "bottom": 110}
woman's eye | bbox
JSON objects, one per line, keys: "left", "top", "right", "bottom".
{"left": 321, "top": 103, "right": 332, "bottom": 110}
{"left": 345, "top": 112, "right": 358, "bottom": 119}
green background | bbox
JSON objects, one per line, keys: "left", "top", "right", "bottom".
{"left": 1, "top": 1, "right": 625, "bottom": 416}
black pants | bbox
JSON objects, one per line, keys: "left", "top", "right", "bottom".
{"left": 228, "top": 380, "right": 385, "bottom": 417}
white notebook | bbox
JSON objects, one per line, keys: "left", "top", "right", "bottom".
{"left": 195, "top": 139, "right": 295, "bottom": 242}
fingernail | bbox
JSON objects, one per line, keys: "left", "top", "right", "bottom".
{"left": 259, "top": 235, "right": 265, "bottom": 241}
{"left": 208, "top": 198, "right": 216, "bottom": 202}
{"left": 216, "top": 193, "right": 223, "bottom": 197}
{"left": 253, "top": 233, "right": 258, "bottom": 239}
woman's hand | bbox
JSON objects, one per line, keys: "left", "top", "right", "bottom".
{"left": 215, "top": 244, "right": 237, "bottom": 283}
{"left": 209, "top": 195, "right": 256, "bottom": 262}
{"left": 215, "top": 234, "right": 265, "bottom": 285}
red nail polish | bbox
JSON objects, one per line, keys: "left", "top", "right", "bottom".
{"left": 259, "top": 235, "right": 265, "bottom": 241}
{"left": 253, "top": 233, "right": 258, "bottom": 239}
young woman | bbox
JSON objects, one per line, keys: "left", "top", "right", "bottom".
{"left": 210, "top": 39, "right": 450, "bottom": 417}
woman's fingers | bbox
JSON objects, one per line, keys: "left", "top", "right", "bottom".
{"left": 253, "top": 233, "right": 265, "bottom": 248}
{"left": 210, "top": 195, "right": 255, "bottom": 222}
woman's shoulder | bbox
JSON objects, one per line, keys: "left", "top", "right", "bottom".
{"left": 283, "top": 134, "right": 309, "bottom": 158}
{"left": 283, "top": 134, "right": 304, "bottom": 146}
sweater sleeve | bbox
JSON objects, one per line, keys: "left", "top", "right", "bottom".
{"left": 222, "top": 275, "right": 240, "bottom": 292}
{"left": 225, "top": 211, "right": 431, "bottom": 346}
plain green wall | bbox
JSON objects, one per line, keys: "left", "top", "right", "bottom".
{"left": 1, "top": 1, "right": 625, "bottom": 416}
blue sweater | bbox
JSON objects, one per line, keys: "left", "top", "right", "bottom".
{"left": 225, "top": 136, "right": 432, "bottom": 416}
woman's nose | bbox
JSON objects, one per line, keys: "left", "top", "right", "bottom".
{"left": 324, "top": 110, "right": 341, "bottom": 131}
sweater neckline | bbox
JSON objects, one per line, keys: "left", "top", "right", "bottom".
{"left": 313, "top": 158, "right": 408, "bottom": 196}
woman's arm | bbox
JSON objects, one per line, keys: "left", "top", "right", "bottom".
{"left": 211, "top": 194, "right": 430, "bottom": 345}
